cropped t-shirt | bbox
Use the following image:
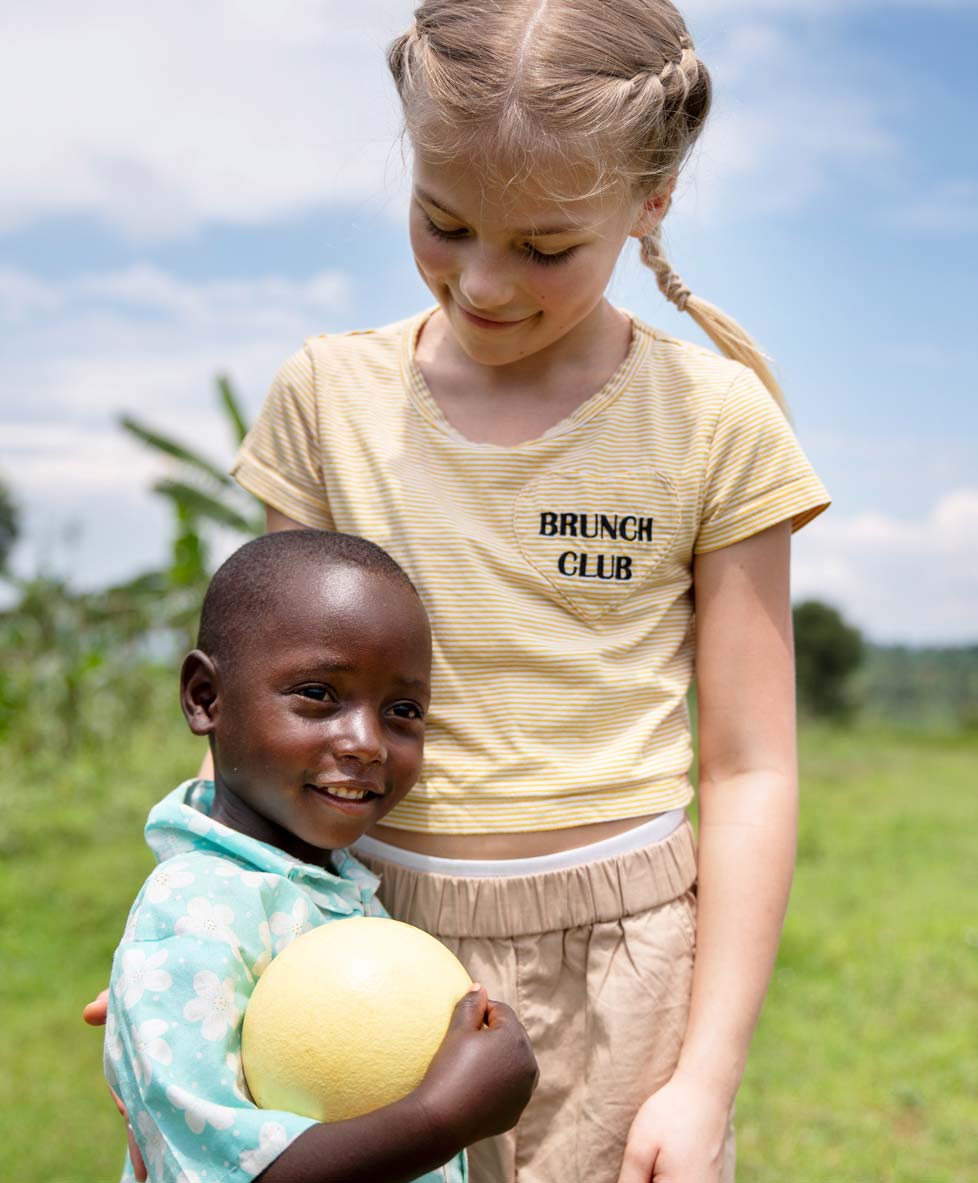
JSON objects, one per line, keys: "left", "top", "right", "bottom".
{"left": 232, "top": 310, "right": 829, "bottom": 834}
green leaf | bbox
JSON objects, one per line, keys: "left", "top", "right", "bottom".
{"left": 216, "top": 374, "right": 249, "bottom": 446}
{"left": 153, "top": 479, "right": 262, "bottom": 536}
{"left": 119, "top": 415, "right": 233, "bottom": 487}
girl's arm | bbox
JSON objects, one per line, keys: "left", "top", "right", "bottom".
{"left": 618, "top": 519, "right": 797, "bottom": 1183}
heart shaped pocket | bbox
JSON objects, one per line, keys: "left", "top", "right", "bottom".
{"left": 514, "top": 466, "right": 680, "bottom": 620}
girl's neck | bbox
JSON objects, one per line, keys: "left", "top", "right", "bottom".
{"left": 415, "top": 300, "right": 633, "bottom": 447}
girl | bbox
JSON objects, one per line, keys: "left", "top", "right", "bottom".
{"left": 92, "top": 2, "right": 828, "bottom": 1181}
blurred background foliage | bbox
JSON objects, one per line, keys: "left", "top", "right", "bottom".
{"left": 1, "top": 379, "right": 976, "bottom": 1182}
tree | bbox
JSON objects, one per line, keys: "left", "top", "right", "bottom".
{"left": 120, "top": 374, "right": 263, "bottom": 641}
{"left": 793, "top": 600, "right": 865, "bottom": 722}
{"left": 0, "top": 474, "right": 19, "bottom": 574}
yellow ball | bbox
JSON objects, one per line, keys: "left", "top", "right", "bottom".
{"left": 241, "top": 916, "right": 472, "bottom": 1122}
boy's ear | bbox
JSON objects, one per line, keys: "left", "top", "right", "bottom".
{"left": 630, "top": 175, "right": 677, "bottom": 238}
{"left": 180, "top": 650, "right": 221, "bottom": 737}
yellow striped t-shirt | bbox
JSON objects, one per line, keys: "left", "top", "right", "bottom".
{"left": 232, "top": 309, "right": 829, "bottom": 834}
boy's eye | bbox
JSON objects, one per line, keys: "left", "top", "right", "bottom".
{"left": 295, "top": 686, "right": 332, "bottom": 702}
{"left": 389, "top": 701, "right": 425, "bottom": 721}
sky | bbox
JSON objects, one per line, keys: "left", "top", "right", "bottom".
{"left": 2, "top": 0, "right": 976, "bottom": 644}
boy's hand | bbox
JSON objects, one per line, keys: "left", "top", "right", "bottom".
{"left": 84, "top": 991, "right": 149, "bottom": 1183}
{"left": 416, "top": 984, "right": 538, "bottom": 1145}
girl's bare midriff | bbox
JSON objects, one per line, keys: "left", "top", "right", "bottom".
{"left": 370, "top": 812, "right": 662, "bottom": 859}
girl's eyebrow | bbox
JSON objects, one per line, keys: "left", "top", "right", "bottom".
{"left": 414, "top": 186, "right": 584, "bottom": 238}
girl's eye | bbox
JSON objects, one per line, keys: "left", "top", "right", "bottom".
{"left": 523, "top": 244, "right": 578, "bottom": 266}
{"left": 424, "top": 215, "right": 468, "bottom": 241}
{"left": 296, "top": 686, "right": 332, "bottom": 702}
{"left": 424, "top": 210, "right": 576, "bottom": 265}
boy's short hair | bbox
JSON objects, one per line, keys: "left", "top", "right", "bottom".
{"left": 197, "top": 530, "right": 420, "bottom": 668}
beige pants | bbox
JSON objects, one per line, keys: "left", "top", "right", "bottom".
{"left": 359, "top": 820, "right": 735, "bottom": 1183}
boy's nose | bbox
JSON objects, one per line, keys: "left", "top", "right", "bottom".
{"left": 330, "top": 709, "right": 386, "bottom": 765}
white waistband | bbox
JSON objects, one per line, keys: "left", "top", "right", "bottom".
{"left": 351, "top": 809, "right": 686, "bottom": 878}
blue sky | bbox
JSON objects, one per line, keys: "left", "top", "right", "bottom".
{"left": 2, "top": 0, "right": 976, "bottom": 643}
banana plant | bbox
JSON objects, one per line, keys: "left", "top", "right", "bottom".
{"left": 120, "top": 374, "right": 263, "bottom": 581}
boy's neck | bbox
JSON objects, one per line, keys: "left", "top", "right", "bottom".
{"left": 209, "top": 777, "right": 334, "bottom": 869}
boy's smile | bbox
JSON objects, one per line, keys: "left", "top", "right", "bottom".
{"left": 181, "top": 562, "right": 431, "bottom": 865}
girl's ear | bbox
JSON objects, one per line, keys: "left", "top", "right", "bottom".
{"left": 180, "top": 650, "right": 221, "bottom": 737}
{"left": 630, "top": 176, "right": 677, "bottom": 238}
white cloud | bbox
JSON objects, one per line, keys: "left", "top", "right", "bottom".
{"left": 0, "top": 0, "right": 416, "bottom": 236}
{"left": 0, "top": 263, "right": 351, "bottom": 584}
{"left": 0, "top": 0, "right": 939, "bottom": 237}
{"left": 793, "top": 490, "right": 978, "bottom": 644}
{"left": 889, "top": 179, "right": 978, "bottom": 233}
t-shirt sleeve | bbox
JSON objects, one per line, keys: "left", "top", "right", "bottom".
{"left": 231, "top": 346, "right": 335, "bottom": 529}
{"left": 104, "top": 872, "right": 317, "bottom": 1183}
{"left": 694, "top": 370, "right": 830, "bottom": 554}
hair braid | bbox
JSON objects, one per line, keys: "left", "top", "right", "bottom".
{"left": 640, "top": 228, "right": 790, "bottom": 417}
{"left": 389, "top": 1, "right": 790, "bottom": 414}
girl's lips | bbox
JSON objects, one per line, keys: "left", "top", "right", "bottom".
{"left": 458, "top": 306, "right": 534, "bottom": 330}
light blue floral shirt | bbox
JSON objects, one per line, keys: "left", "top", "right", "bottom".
{"left": 105, "top": 779, "right": 467, "bottom": 1183}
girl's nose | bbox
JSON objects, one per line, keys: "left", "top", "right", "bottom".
{"left": 458, "top": 250, "right": 515, "bottom": 312}
{"left": 330, "top": 708, "right": 386, "bottom": 765}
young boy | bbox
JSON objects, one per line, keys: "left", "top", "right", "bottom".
{"left": 104, "top": 530, "right": 537, "bottom": 1183}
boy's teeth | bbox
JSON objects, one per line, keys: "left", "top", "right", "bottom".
{"left": 329, "top": 786, "right": 369, "bottom": 800}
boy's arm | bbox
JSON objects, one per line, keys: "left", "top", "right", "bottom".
{"left": 256, "top": 987, "right": 536, "bottom": 1183}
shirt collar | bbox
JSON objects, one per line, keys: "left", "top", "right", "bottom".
{"left": 144, "top": 779, "right": 381, "bottom": 914}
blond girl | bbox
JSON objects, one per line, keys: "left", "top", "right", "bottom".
{"left": 92, "top": 2, "right": 828, "bottom": 1181}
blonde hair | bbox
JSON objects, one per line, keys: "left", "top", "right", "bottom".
{"left": 389, "top": 0, "right": 789, "bottom": 414}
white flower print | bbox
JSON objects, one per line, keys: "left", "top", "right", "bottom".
{"left": 135, "top": 1110, "right": 166, "bottom": 1179}
{"left": 146, "top": 864, "right": 195, "bottom": 904}
{"left": 175, "top": 897, "right": 238, "bottom": 948}
{"left": 215, "top": 863, "right": 278, "bottom": 890}
{"left": 115, "top": 948, "right": 173, "bottom": 1008}
{"left": 252, "top": 921, "right": 273, "bottom": 977}
{"left": 226, "top": 1051, "right": 251, "bottom": 1102}
{"left": 153, "top": 831, "right": 197, "bottom": 861}
{"left": 269, "top": 898, "right": 311, "bottom": 953}
{"left": 183, "top": 970, "right": 239, "bottom": 1041}
{"left": 165, "top": 1083, "right": 236, "bottom": 1135}
{"left": 239, "top": 1122, "right": 290, "bottom": 1174}
{"left": 104, "top": 1011, "right": 122, "bottom": 1063}
{"left": 133, "top": 1018, "right": 172, "bottom": 1086}
{"left": 175, "top": 1173, "right": 203, "bottom": 1183}
{"left": 180, "top": 803, "right": 213, "bottom": 835}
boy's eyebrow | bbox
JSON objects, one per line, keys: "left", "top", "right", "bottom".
{"left": 414, "top": 186, "right": 583, "bottom": 237}
{"left": 289, "top": 658, "right": 429, "bottom": 693}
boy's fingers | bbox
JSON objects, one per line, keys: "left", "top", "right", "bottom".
{"left": 82, "top": 988, "right": 110, "bottom": 1026}
{"left": 449, "top": 982, "right": 488, "bottom": 1029}
{"left": 483, "top": 998, "right": 515, "bottom": 1028}
{"left": 126, "top": 1122, "right": 148, "bottom": 1182}
{"left": 108, "top": 1087, "right": 148, "bottom": 1182}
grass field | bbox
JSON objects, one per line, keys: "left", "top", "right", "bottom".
{"left": 2, "top": 705, "right": 975, "bottom": 1182}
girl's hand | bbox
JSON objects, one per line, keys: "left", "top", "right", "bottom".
{"left": 617, "top": 1076, "right": 730, "bottom": 1183}
{"left": 416, "top": 984, "right": 538, "bottom": 1146}
{"left": 84, "top": 990, "right": 149, "bottom": 1183}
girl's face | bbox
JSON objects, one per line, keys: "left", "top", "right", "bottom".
{"left": 409, "top": 151, "right": 658, "bottom": 368}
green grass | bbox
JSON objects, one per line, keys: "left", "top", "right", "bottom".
{"left": 2, "top": 714, "right": 975, "bottom": 1181}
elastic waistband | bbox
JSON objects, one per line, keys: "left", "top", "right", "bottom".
{"left": 355, "top": 818, "right": 698, "bottom": 938}
{"left": 353, "top": 809, "right": 685, "bottom": 878}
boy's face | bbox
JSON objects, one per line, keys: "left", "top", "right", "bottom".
{"left": 196, "top": 564, "right": 431, "bottom": 863}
